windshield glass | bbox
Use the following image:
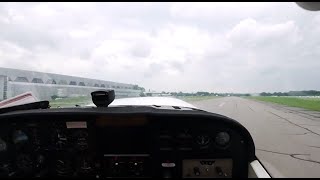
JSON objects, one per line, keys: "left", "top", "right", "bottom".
{"left": 1, "top": 2, "right": 320, "bottom": 177}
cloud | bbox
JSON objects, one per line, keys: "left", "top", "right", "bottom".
{"left": 170, "top": 2, "right": 274, "bottom": 18}
{"left": 227, "top": 18, "right": 301, "bottom": 48}
{"left": 0, "top": 2, "right": 320, "bottom": 93}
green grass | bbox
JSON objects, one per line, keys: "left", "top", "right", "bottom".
{"left": 49, "top": 96, "right": 92, "bottom": 108}
{"left": 177, "top": 96, "right": 219, "bottom": 102}
{"left": 250, "top": 96, "right": 320, "bottom": 111}
{"left": 300, "top": 97, "right": 320, "bottom": 101}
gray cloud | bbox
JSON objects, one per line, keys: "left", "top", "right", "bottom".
{"left": 0, "top": 2, "right": 320, "bottom": 93}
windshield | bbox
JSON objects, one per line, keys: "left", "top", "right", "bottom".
{"left": 1, "top": 2, "right": 320, "bottom": 178}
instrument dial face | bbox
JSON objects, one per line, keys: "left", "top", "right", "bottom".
{"left": 16, "top": 154, "right": 34, "bottom": 173}
{"left": 196, "top": 135, "right": 211, "bottom": 147}
{"left": 72, "top": 130, "right": 89, "bottom": 150}
{"left": 0, "top": 137, "right": 7, "bottom": 152}
{"left": 12, "top": 130, "right": 28, "bottom": 145}
{"left": 215, "top": 132, "right": 231, "bottom": 147}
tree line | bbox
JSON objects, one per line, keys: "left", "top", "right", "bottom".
{"left": 166, "top": 92, "right": 250, "bottom": 97}
{"left": 260, "top": 90, "right": 320, "bottom": 96}
{"left": 138, "top": 87, "right": 320, "bottom": 97}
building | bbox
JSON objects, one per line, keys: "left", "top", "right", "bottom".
{"left": 0, "top": 67, "right": 142, "bottom": 101}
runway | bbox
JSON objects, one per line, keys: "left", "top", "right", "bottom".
{"left": 191, "top": 97, "right": 320, "bottom": 178}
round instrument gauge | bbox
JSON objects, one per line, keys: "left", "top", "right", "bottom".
{"left": 16, "top": 153, "right": 34, "bottom": 173}
{"left": 55, "top": 159, "right": 73, "bottom": 176}
{"left": 72, "top": 130, "right": 89, "bottom": 150}
{"left": 12, "top": 130, "right": 28, "bottom": 145}
{"left": 0, "top": 137, "right": 7, "bottom": 152}
{"left": 51, "top": 129, "right": 68, "bottom": 149}
{"left": 215, "top": 131, "right": 231, "bottom": 147}
{"left": 195, "top": 135, "right": 211, "bottom": 147}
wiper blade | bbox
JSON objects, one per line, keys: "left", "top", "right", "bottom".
{"left": 0, "top": 101, "right": 49, "bottom": 114}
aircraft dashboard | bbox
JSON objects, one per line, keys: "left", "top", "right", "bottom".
{"left": 0, "top": 106, "right": 255, "bottom": 178}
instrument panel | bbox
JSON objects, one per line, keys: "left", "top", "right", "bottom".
{"left": 0, "top": 107, "right": 255, "bottom": 178}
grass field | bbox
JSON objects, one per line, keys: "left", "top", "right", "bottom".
{"left": 250, "top": 96, "right": 320, "bottom": 111}
{"left": 177, "top": 96, "right": 219, "bottom": 102}
{"left": 49, "top": 96, "right": 92, "bottom": 108}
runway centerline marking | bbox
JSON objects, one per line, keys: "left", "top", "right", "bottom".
{"left": 218, "top": 102, "right": 225, "bottom": 107}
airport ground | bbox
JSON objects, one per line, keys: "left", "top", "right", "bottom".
{"left": 191, "top": 97, "right": 320, "bottom": 178}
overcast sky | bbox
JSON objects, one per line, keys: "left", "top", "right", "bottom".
{"left": 0, "top": 2, "right": 320, "bottom": 93}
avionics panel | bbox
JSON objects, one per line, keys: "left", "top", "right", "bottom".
{"left": 0, "top": 106, "right": 255, "bottom": 178}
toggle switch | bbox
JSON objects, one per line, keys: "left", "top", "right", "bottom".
{"left": 194, "top": 167, "right": 200, "bottom": 176}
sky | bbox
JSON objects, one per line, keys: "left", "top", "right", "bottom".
{"left": 0, "top": 2, "right": 320, "bottom": 93}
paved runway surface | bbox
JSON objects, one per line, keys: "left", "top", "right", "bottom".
{"left": 191, "top": 97, "right": 320, "bottom": 178}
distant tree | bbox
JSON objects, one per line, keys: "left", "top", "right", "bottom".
{"left": 260, "top": 92, "right": 271, "bottom": 96}
{"left": 140, "top": 87, "right": 145, "bottom": 92}
{"left": 133, "top": 85, "right": 139, "bottom": 90}
{"left": 132, "top": 85, "right": 145, "bottom": 92}
{"left": 196, "top": 91, "right": 210, "bottom": 96}
{"left": 171, "top": 92, "right": 177, "bottom": 96}
{"left": 51, "top": 95, "right": 59, "bottom": 100}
